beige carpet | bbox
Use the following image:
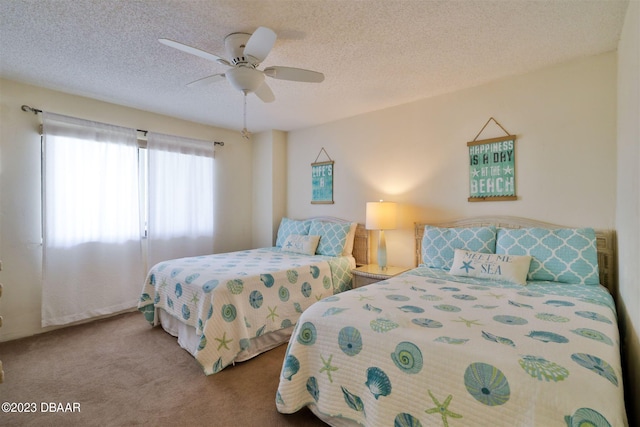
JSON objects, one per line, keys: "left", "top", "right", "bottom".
{"left": 0, "top": 311, "right": 326, "bottom": 426}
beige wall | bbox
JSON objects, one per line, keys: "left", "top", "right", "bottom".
{"left": 287, "top": 52, "right": 618, "bottom": 269}
{"left": 0, "top": 78, "right": 254, "bottom": 341}
{"left": 616, "top": 1, "right": 640, "bottom": 424}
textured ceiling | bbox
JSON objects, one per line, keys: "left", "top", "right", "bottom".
{"left": 0, "top": 0, "right": 630, "bottom": 133}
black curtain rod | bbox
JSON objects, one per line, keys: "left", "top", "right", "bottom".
{"left": 20, "top": 105, "right": 224, "bottom": 146}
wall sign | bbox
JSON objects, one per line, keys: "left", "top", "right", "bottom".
{"left": 311, "top": 148, "right": 334, "bottom": 204}
{"left": 467, "top": 118, "right": 517, "bottom": 202}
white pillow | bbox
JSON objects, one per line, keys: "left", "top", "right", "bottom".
{"left": 281, "top": 234, "right": 321, "bottom": 256}
{"left": 449, "top": 249, "right": 532, "bottom": 285}
{"left": 342, "top": 222, "right": 358, "bottom": 256}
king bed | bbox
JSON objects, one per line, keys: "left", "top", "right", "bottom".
{"left": 138, "top": 217, "right": 368, "bottom": 375}
{"left": 276, "top": 216, "right": 627, "bottom": 426}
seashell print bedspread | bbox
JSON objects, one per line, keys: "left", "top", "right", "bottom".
{"left": 138, "top": 247, "right": 354, "bottom": 375}
{"left": 276, "top": 267, "right": 628, "bottom": 426}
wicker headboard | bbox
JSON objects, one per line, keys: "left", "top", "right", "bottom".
{"left": 306, "top": 216, "right": 369, "bottom": 267}
{"left": 414, "top": 216, "right": 616, "bottom": 291}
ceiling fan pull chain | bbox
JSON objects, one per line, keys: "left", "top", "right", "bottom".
{"left": 242, "top": 92, "right": 251, "bottom": 140}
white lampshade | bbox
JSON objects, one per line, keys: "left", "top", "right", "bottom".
{"left": 366, "top": 201, "right": 398, "bottom": 230}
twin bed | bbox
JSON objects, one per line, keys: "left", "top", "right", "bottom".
{"left": 275, "top": 216, "right": 628, "bottom": 426}
{"left": 138, "top": 217, "right": 368, "bottom": 375}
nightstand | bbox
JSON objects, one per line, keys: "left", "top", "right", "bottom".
{"left": 351, "top": 264, "right": 410, "bottom": 288}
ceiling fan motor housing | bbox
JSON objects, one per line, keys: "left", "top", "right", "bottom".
{"left": 224, "top": 32, "right": 252, "bottom": 65}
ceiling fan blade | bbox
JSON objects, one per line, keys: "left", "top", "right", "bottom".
{"left": 159, "top": 38, "right": 231, "bottom": 66}
{"left": 264, "top": 66, "right": 324, "bottom": 83}
{"left": 244, "top": 27, "right": 276, "bottom": 64}
{"left": 186, "top": 73, "right": 226, "bottom": 88}
{"left": 254, "top": 81, "right": 275, "bottom": 103}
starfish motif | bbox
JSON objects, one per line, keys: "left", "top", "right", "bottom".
{"left": 319, "top": 354, "right": 338, "bottom": 383}
{"left": 190, "top": 293, "right": 200, "bottom": 305}
{"left": 452, "top": 316, "right": 482, "bottom": 327}
{"left": 460, "top": 261, "right": 475, "bottom": 273}
{"left": 357, "top": 294, "right": 374, "bottom": 301}
{"left": 503, "top": 165, "right": 514, "bottom": 175}
{"left": 159, "top": 278, "right": 169, "bottom": 289}
{"left": 425, "top": 390, "right": 462, "bottom": 427}
{"left": 267, "top": 305, "right": 279, "bottom": 321}
{"left": 471, "top": 168, "right": 480, "bottom": 177}
{"left": 215, "top": 332, "right": 232, "bottom": 350}
{"left": 486, "top": 292, "right": 505, "bottom": 299}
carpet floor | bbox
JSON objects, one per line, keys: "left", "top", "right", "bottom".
{"left": 0, "top": 311, "right": 326, "bottom": 426}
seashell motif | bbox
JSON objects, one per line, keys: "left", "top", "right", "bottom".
{"left": 239, "top": 338, "right": 250, "bottom": 350}
{"left": 387, "top": 294, "right": 410, "bottom": 301}
{"left": 464, "top": 362, "right": 510, "bottom": 406}
{"left": 365, "top": 367, "right": 392, "bottom": 399}
{"left": 255, "top": 325, "right": 266, "bottom": 337}
{"left": 571, "top": 328, "right": 613, "bottom": 346}
{"left": 398, "top": 305, "right": 425, "bottom": 313}
{"left": 526, "top": 330, "right": 569, "bottom": 343}
{"left": 212, "top": 357, "right": 224, "bottom": 374}
{"left": 362, "top": 304, "right": 382, "bottom": 313}
{"left": 322, "top": 296, "right": 340, "bottom": 302}
{"left": 297, "top": 322, "right": 317, "bottom": 346}
{"left": 440, "top": 286, "right": 460, "bottom": 291}
{"left": 226, "top": 279, "right": 244, "bottom": 295}
{"left": 154, "top": 292, "right": 161, "bottom": 304}
{"left": 393, "top": 412, "right": 422, "bottom": 427}
{"left": 419, "top": 294, "right": 443, "bottom": 301}
{"left": 166, "top": 296, "right": 174, "bottom": 309}
{"left": 175, "top": 283, "right": 183, "bottom": 298}
{"left": 323, "top": 307, "right": 349, "bottom": 316}
{"left": 412, "top": 318, "right": 443, "bottom": 328}
{"left": 536, "top": 312, "right": 570, "bottom": 323}
{"left": 275, "top": 391, "right": 284, "bottom": 406}
{"left": 198, "top": 334, "right": 207, "bottom": 351}
{"left": 370, "top": 318, "right": 399, "bottom": 333}
{"left": 207, "top": 304, "right": 213, "bottom": 319}
{"left": 469, "top": 285, "right": 490, "bottom": 290}
{"left": 519, "top": 355, "right": 569, "bottom": 382}
{"left": 301, "top": 282, "right": 312, "bottom": 297}
{"left": 508, "top": 300, "right": 533, "bottom": 309}
{"left": 453, "top": 294, "right": 477, "bottom": 301}
{"left": 139, "top": 304, "right": 155, "bottom": 323}
{"left": 323, "top": 276, "right": 331, "bottom": 289}
{"left": 306, "top": 376, "right": 320, "bottom": 402}
{"left": 564, "top": 407, "right": 611, "bottom": 427}
{"left": 286, "top": 269, "right": 299, "bottom": 284}
{"left": 434, "top": 336, "right": 469, "bottom": 344}
{"left": 571, "top": 353, "right": 618, "bottom": 386}
{"left": 185, "top": 273, "right": 200, "bottom": 284}
{"left": 493, "top": 315, "right": 528, "bottom": 326}
{"left": 434, "top": 304, "right": 461, "bottom": 312}
{"left": 482, "top": 331, "right": 515, "bottom": 347}
{"left": 181, "top": 304, "right": 190, "bottom": 320}
{"left": 260, "top": 274, "right": 275, "bottom": 288}
{"left": 426, "top": 279, "right": 446, "bottom": 284}
{"left": 221, "top": 304, "right": 237, "bottom": 322}
{"left": 249, "top": 290, "right": 263, "bottom": 309}
{"left": 517, "top": 291, "right": 544, "bottom": 297}
{"left": 575, "top": 311, "right": 613, "bottom": 324}
{"left": 202, "top": 279, "right": 219, "bottom": 293}
{"left": 473, "top": 305, "right": 498, "bottom": 309}
{"left": 278, "top": 285, "right": 290, "bottom": 302}
{"left": 170, "top": 268, "right": 183, "bottom": 278}
{"left": 544, "top": 299, "right": 575, "bottom": 307}
{"left": 310, "top": 265, "right": 321, "bottom": 279}
{"left": 149, "top": 274, "right": 156, "bottom": 285}
{"left": 294, "top": 302, "right": 303, "bottom": 313}
{"left": 341, "top": 386, "right": 364, "bottom": 412}
{"left": 391, "top": 341, "right": 423, "bottom": 374}
{"left": 281, "top": 318, "right": 293, "bottom": 328}
{"left": 282, "top": 354, "right": 300, "bottom": 380}
{"left": 410, "top": 286, "right": 426, "bottom": 292}
{"left": 338, "top": 326, "right": 363, "bottom": 356}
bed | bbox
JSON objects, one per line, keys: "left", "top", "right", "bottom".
{"left": 138, "top": 216, "right": 369, "bottom": 375}
{"left": 276, "top": 216, "right": 628, "bottom": 426}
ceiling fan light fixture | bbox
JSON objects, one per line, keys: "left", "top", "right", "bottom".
{"left": 225, "top": 67, "right": 265, "bottom": 93}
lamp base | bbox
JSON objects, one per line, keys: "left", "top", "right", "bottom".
{"left": 377, "top": 230, "right": 387, "bottom": 271}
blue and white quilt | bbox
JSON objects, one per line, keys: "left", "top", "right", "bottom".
{"left": 138, "top": 247, "right": 354, "bottom": 375}
{"left": 276, "top": 267, "right": 628, "bottom": 426}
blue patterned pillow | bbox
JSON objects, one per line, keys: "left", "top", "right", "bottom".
{"left": 421, "top": 226, "right": 497, "bottom": 270}
{"left": 276, "top": 218, "right": 310, "bottom": 247}
{"left": 495, "top": 228, "right": 599, "bottom": 284}
{"left": 308, "top": 221, "right": 351, "bottom": 256}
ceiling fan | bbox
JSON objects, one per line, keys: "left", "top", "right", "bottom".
{"left": 159, "top": 27, "right": 325, "bottom": 104}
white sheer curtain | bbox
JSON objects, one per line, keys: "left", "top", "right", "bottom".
{"left": 42, "top": 112, "right": 144, "bottom": 327}
{"left": 147, "top": 132, "right": 215, "bottom": 268}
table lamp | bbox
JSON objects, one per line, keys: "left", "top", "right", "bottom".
{"left": 366, "top": 201, "right": 398, "bottom": 271}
